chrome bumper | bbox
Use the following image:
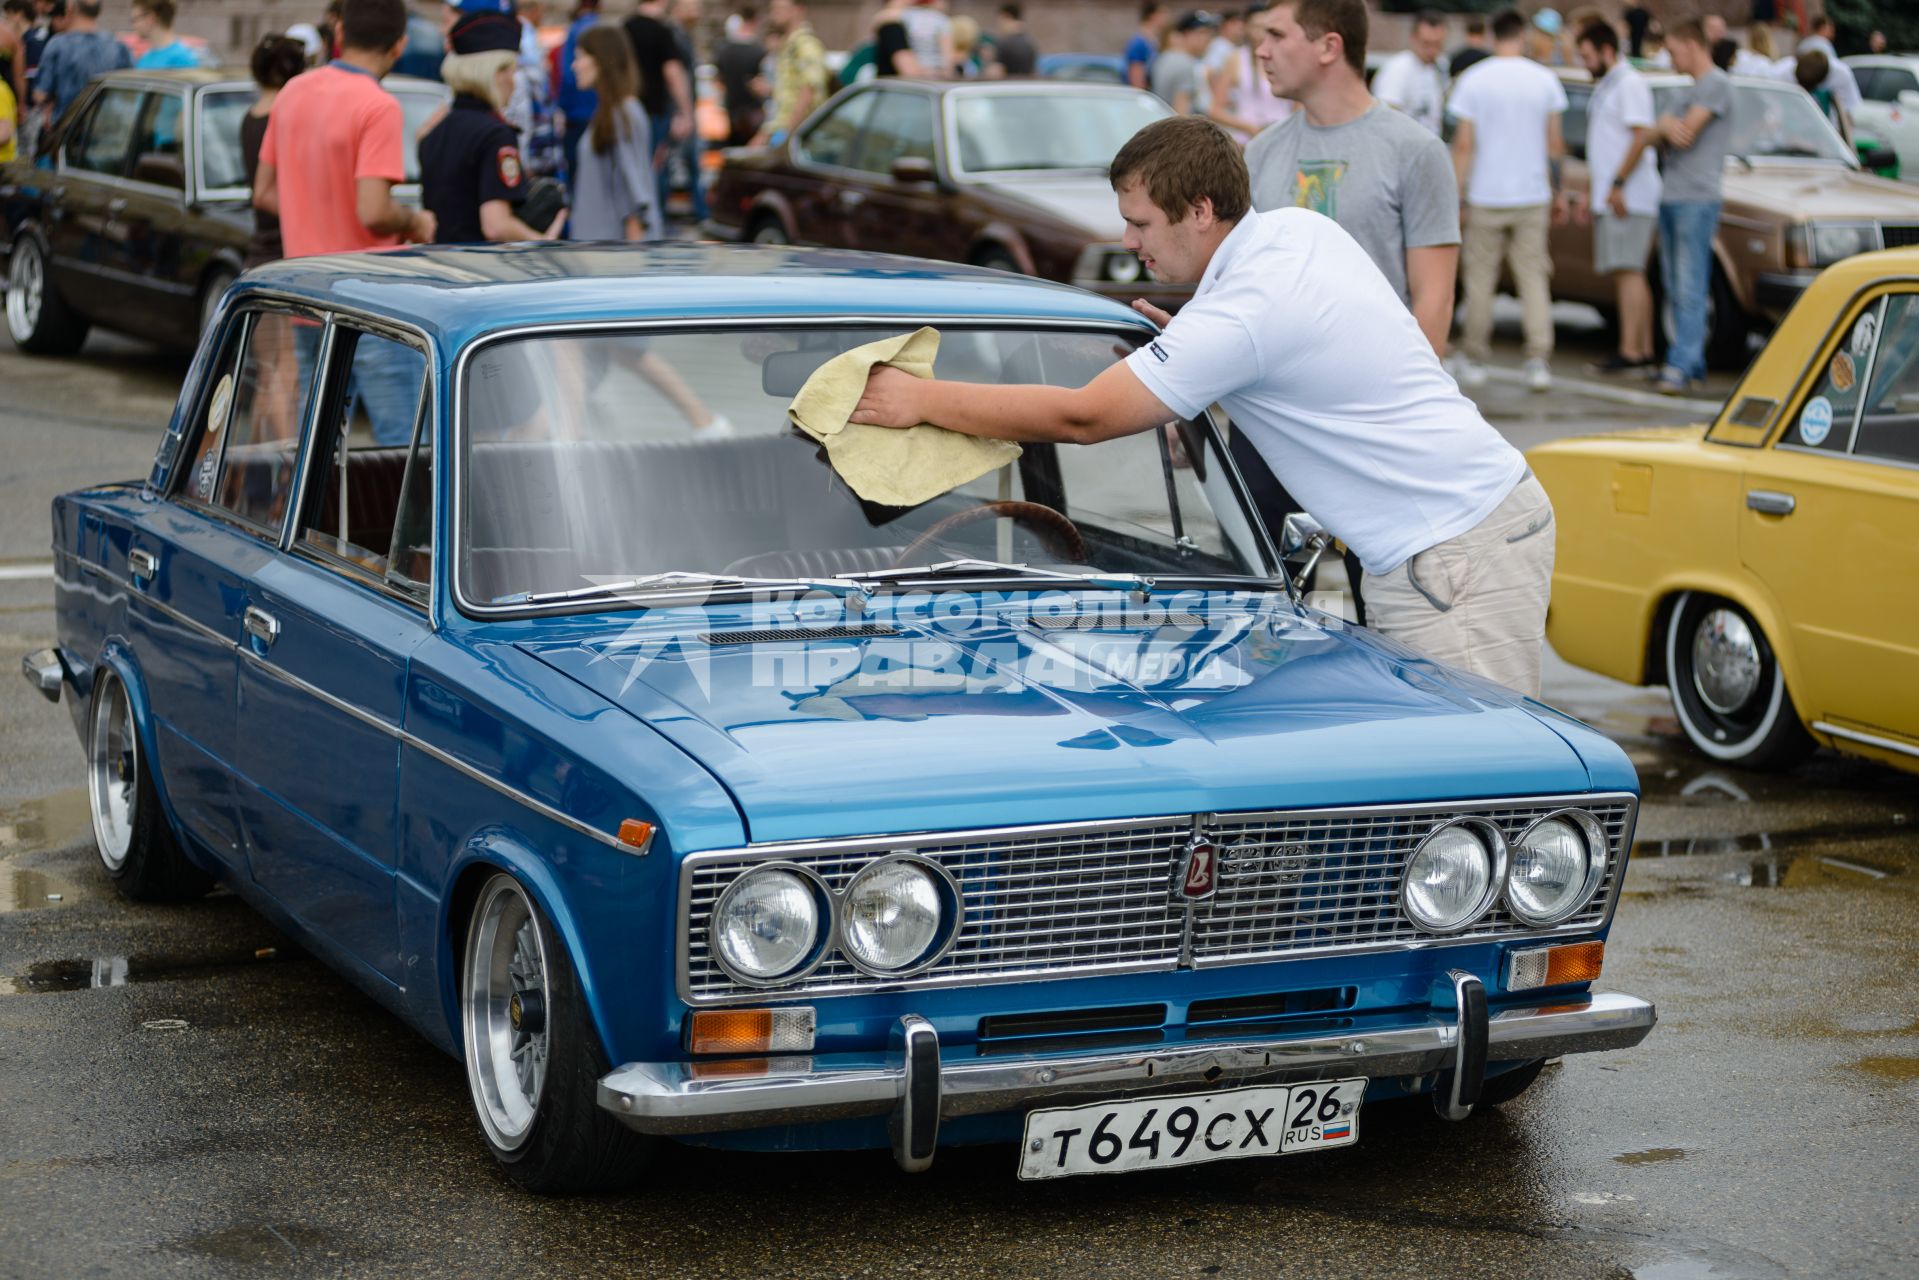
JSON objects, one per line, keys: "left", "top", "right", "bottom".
{"left": 21, "top": 648, "right": 65, "bottom": 703}
{"left": 599, "top": 990, "right": 1655, "bottom": 1169}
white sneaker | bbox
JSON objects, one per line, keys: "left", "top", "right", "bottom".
{"left": 1524, "top": 357, "right": 1553, "bottom": 393}
{"left": 699, "top": 413, "right": 736, "bottom": 437}
{"left": 1447, "top": 355, "right": 1488, "bottom": 389}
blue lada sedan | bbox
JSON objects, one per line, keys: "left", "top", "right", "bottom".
{"left": 22, "top": 244, "right": 1654, "bottom": 1191}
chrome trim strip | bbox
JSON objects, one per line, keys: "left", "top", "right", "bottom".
{"left": 597, "top": 992, "right": 1657, "bottom": 1137}
{"left": 1812, "top": 720, "right": 1919, "bottom": 760}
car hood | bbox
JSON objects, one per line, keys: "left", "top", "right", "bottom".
{"left": 974, "top": 176, "right": 1124, "bottom": 238}
{"left": 519, "top": 602, "right": 1601, "bottom": 844}
{"left": 1727, "top": 164, "right": 1919, "bottom": 219}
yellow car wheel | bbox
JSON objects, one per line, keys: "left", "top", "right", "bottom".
{"left": 1664, "top": 592, "right": 1813, "bottom": 770}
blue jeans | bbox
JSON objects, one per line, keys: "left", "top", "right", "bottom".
{"left": 647, "top": 111, "right": 675, "bottom": 217}
{"left": 1658, "top": 200, "right": 1721, "bottom": 381}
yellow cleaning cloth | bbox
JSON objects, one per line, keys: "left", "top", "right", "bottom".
{"left": 786, "top": 327, "right": 1021, "bottom": 507}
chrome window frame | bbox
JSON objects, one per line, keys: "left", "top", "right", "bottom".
{"left": 445, "top": 315, "right": 1283, "bottom": 620}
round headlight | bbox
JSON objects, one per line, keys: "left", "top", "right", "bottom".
{"left": 710, "top": 865, "right": 826, "bottom": 984}
{"left": 1811, "top": 223, "right": 1872, "bottom": 265}
{"left": 840, "top": 857, "right": 954, "bottom": 975}
{"left": 1104, "top": 251, "right": 1143, "bottom": 284}
{"left": 1401, "top": 821, "right": 1504, "bottom": 933}
{"left": 1507, "top": 811, "right": 1608, "bottom": 925}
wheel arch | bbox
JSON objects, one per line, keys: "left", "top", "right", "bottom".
{"left": 744, "top": 192, "right": 798, "bottom": 241}
{"left": 88, "top": 641, "right": 198, "bottom": 854}
{"left": 966, "top": 225, "right": 1035, "bottom": 275}
{"left": 437, "top": 832, "right": 621, "bottom": 1066}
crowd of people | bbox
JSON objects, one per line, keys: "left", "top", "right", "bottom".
{"left": 1125, "top": 2, "right": 1885, "bottom": 395}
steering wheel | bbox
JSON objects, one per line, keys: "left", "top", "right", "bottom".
{"left": 890, "top": 500, "right": 1089, "bottom": 569}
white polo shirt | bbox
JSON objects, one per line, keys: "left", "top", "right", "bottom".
{"left": 1125, "top": 208, "right": 1527, "bottom": 576}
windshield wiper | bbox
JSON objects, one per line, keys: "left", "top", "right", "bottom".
{"left": 839, "top": 558, "right": 1164, "bottom": 595}
{"left": 506, "top": 571, "right": 876, "bottom": 606}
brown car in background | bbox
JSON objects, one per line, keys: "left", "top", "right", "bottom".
{"left": 1551, "top": 69, "right": 1919, "bottom": 368}
{"left": 703, "top": 79, "right": 1187, "bottom": 306}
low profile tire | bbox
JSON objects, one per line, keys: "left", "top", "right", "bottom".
{"left": 197, "top": 268, "right": 237, "bottom": 343}
{"left": 1665, "top": 592, "right": 1814, "bottom": 770}
{"left": 461, "top": 873, "right": 655, "bottom": 1193}
{"left": 1474, "top": 1059, "right": 1545, "bottom": 1108}
{"left": 6, "top": 236, "right": 90, "bottom": 355}
{"left": 86, "top": 668, "right": 211, "bottom": 902}
{"left": 748, "top": 216, "right": 790, "bottom": 245}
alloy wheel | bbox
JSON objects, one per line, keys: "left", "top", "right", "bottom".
{"left": 463, "top": 875, "right": 551, "bottom": 1152}
{"left": 87, "top": 673, "right": 137, "bottom": 872}
{"left": 7, "top": 242, "right": 44, "bottom": 343}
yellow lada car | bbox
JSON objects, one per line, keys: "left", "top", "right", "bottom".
{"left": 1530, "top": 249, "right": 1919, "bottom": 775}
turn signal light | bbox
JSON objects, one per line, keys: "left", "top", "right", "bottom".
{"left": 688, "top": 1006, "right": 817, "bottom": 1055}
{"left": 1506, "top": 940, "right": 1605, "bottom": 991}
{"left": 618, "top": 819, "right": 654, "bottom": 851}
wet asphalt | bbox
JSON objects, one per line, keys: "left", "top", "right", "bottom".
{"left": 1, "top": 319, "right": 1915, "bottom": 1280}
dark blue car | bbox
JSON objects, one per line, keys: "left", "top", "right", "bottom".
{"left": 22, "top": 244, "right": 1654, "bottom": 1191}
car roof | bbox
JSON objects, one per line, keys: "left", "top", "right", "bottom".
{"left": 849, "top": 77, "right": 1156, "bottom": 100}
{"left": 234, "top": 243, "right": 1154, "bottom": 349}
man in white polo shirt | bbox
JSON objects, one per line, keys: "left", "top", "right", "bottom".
{"left": 853, "top": 115, "right": 1556, "bottom": 697}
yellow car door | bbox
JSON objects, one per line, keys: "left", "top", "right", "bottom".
{"left": 1739, "top": 288, "right": 1919, "bottom": 751}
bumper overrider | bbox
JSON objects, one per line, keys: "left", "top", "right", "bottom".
{"left": 598, "top": 982, "right": 1656, "bottom": 1172}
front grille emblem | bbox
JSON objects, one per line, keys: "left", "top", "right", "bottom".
{"left": 1175, "top": 838, "right": 1219, "bottom": 901}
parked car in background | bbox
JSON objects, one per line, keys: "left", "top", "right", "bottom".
{"left": 21, "top": 242, "right": 1653, "bottom": 1190}
{"left": 1530, "top": 248, "right": 1919, "bottom": 775}
{"left": 1, "top": 69, "right": 449, "bottom": 354}
{"left": 1549, "top": 70, "right": 1919, "bottom": 369}
{"left": 1037, "top": 53, "right": 1126, "bottom": 84}
{"left": 1846, "top": 54, "right": 1919, "bottom": 182}
{"left": 704, "top": 80, "right": 1187, "bottom": 307}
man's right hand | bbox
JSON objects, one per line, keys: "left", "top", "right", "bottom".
{"left": 408, "top": 207, "right": 437, "bottom": 244}
{"left": 1130, "top": 298, "right": 1173, "bottom": 328}
{"left": 1607, "top": 187, "right": 1628, "bottom": 219}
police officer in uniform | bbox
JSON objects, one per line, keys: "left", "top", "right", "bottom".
{"left": 419, "top": 4, "right": 564, "bottom": 243}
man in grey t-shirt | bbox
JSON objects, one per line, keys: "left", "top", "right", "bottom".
{"left": 1246, "top": 0, "right": 1458, "bottom": 352}
{"left": 1151, "top": 13, "right": 1216, "bottom": 113}
{"left": 1650, "top": 19, "right": 1732, "bottom": 392}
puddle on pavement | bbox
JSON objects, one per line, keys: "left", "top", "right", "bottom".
{"left": 0, "top": 789, "right": 92, "bottom": 859}
{"left": 1632, "top": 821, "right": 1914, "bottom": 885}
{"left": 0, "top": 865, "right": 96, "bottom": 913}
{"left": 1848, "top": 1055, "right": 1919, "bottom": 1083}
{"left": 0, "top": 946, "right": 289, "bottom": 996}
{"left": 1614, "top": 1147, "right": 1687, "bottom": 1166}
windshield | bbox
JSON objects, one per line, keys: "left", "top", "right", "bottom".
{"left": 952, "top": 91, "right": 1170, "bottom": 174}
{"left": 1652, "top": 81, "right": 1856, "bottom": 165}
{"left": 458, "top": 326, "right": 1271, "bottom": 607}
{"left": 199, "top": 85, "right": 447, "bottom": 191}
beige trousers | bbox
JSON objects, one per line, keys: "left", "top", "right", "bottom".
{"left": 1361, "top": 476, "right": 1556, "bottom": 698}
{"left": 1461, "top": 202, "right": 1555, "bottom": 362}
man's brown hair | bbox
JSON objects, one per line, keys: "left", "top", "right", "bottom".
{"left": 1110, "top": 116, "right": 1251, "bottom": 223}
{"left": 1666, "top": 17, "right": 1706, "bottom": 47}
{"left": 1275, "top": 0, "right": 1368, "bottom": 76}
{"left": 133, "top": 0, "right": 176, "bottom": 26}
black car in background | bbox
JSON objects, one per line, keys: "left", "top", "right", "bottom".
{"left": 1, "top": 69, "right": 447, "bottom": 354}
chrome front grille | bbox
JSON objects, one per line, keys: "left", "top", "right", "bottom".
{"left": 678, "top": 795, "right": 1637, "bottom": 1004}
{"left": 1194, "top": 799, "right": 1634, "bottom": 965}
{"left": 1881, "top": 223, "right": 1919, "bottom": 250}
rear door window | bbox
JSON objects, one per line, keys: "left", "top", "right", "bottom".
{"left": 797, "top": 90, "right": 876, "bottom": 169}
{"left": 67, "top": 87, "right": 143, "bottom": 176}
{"left": 177, "top": 309, "right": 325, "bottom": 535}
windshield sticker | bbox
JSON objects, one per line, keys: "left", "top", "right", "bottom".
{"left": 1799, "top": 395, "right": 1834, "bottom": 446}
{"left": 1852, "top": 311, "right": 1878, "bottom": 358}
{"left": 1829, "top": 352, "right": 1856, "bottom": 394}
{"left": 206, "top": 374, "right": 234, "bottom": 436}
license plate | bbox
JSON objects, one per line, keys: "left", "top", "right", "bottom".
{"left": 1016, "top": 1078, "right": 1364, "bottom": 1181}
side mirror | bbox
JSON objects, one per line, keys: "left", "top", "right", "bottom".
{"left": 890, "top": 155, "right": 936, "bottom": 185}
{"left": 132, "top": 151, "right": 185, "bottom": 190}
{"left": 1280, "top": 511, "right": 1326, "bottom": 557}
{"left": 1899, "top": 89, "right": 1919, "bottom": 110}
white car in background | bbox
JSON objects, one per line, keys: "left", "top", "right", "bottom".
{"left": 1847, "top": 54, "right": 1919, "bottom": 180}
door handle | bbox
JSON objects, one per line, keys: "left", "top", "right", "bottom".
{"left": 244, "top": 606, "right": 280, "bottom": 646}
{"left": 106, "top": 197, "right": 128, "bottom": 214}
{"left": 1746, "top": 489, "right": 1796, "bottom": 516}
{"left": 838, "top": 190, "right": 864, "bottom": 206}
{"left": 128, "top": 548, "right": 158, "bottom": 582}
